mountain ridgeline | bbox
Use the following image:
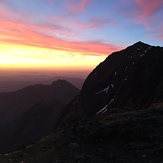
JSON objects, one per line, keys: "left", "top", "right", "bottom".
{"left": 1, "top": 42, "right": 163, "bottom": 162}
{"left": 0, "top": 79, "right": 79, "bottom": 125}
{"left": 61, "top": 42, "right": 163, "bottom": 121}
{"left": 0, "top": 79, "right": 79, "bottom": 154}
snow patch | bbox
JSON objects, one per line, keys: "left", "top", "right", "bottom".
{"left": 96, "top": 104, "right": 108, "bottom": 115}
{"left": 96, "top": 86, "right": 110, "bottom": 94}
{"left": 96, "top": 84, "right": 114, "bottom": 94}
{"left": 109, "top": 98, "right": 114, "bottom": 105}
{"left": 140, "top": 53, "right": 144, "bottom": 57}
{"left": 96, "top": 98, "right": 115, "bottom": 115}
{"left": 111, "top": 84, "right": 114, "bottom": 88}
{"left": 139, "top": 46, "right": 152, "bottom": 57}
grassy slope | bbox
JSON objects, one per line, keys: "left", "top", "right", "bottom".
{"left": 1, "top": 103, "right": 163, "bottom": 163}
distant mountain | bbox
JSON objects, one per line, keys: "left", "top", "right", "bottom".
{"left": 0, "top": 79, "right": 79, "bottom": 153}
{"left": 0, "top": 79, "right": 79, "bottom": 125}
{"left": 1, "top": 42, "right": 163, "bottom": 162}
{"left": 50, "top": 76, "right": 85, "bottom": 90}
{"left": 0, "top": 76, "right": 85, "bottom": 92}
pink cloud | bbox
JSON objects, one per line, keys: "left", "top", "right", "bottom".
{"left": 0, "top": 19, "right": 123, "bottom": 56}
{"left": 0, "top": 1, "right": 122, "bottom": 56}
{"left": 121, "top": 0, "right": 163, "bottom": 26}
{"left": 47, "top": 0, "right": 54, "bottom": 4}
{"left": 67, "top": 0, "right": 91, "bottom": 12}
{"left": 73, "top": 17, "right": 117, "bottom": 30}
{"left": 0, "top": 5, "right": 79, "bottom": 42}
{"left": 0, "top": 6, "right": 18, "bottom": 20}
{"left": 135, "top": 0, "right": 163, "bottom": 20}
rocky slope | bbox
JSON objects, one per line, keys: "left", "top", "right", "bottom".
{"left": 61, "top": 42, "right": 163, "bottom": 123}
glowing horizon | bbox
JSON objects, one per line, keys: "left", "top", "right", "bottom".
{"left": 0, "top": 42, "right": 107, "bottom": 71}
{"left": 0, "top": 0, "right": 163, "bottom": 76}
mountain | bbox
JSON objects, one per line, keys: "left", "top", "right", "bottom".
{"left": 1, "top": 42, "right": 163, "bottom": 162}
{"left": 50, "top": 76, "right": 85, "bottom": 90}
{"left": 0, "top": 75, "right": 85, "bottom": 92}
{"left": 0, "top": 79, "right": 79, "bottom": 125}
{"left": 0, "top": 79, "right": 79, "bottom": 153}
{"left": 61, "top": 41, "right": 163, "bottom": 121}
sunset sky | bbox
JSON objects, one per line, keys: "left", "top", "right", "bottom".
{"left": 0, "top": 0, "right": 163, "bottom": 77}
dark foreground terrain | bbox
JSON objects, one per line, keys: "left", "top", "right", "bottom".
{"left": 1, "top": 103, "right": 163, "bottom": 162}
{"left": 0, "top": 80, "right": 79, "bottom": 154}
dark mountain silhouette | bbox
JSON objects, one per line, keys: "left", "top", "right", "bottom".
{"left": 0, "top": 101, "right": 64, "bottom": 153}
{"left": 0, "top": 79, "right": 79, "bottom": 153}
{"left": 61, "top": 41, "right": 163, "bottom": 122}
{"left": 0, "top": 76, "right": 85, "bottom": 92}
{"left": 50, "top": 76, "right": 85, "bottom": 89}
{"left": 0, "top": 79, "right": 79, "bottom": 125}
{"left": 1, "top": 42, "right": 163, "bottom": 162}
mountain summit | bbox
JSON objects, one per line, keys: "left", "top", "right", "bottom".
{"left": 61, "top": 41, "right": 163, "bottom": 121}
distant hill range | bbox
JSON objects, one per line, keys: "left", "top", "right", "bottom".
{"left": 0, "top": 76, "right": 85, "bottom": 92}
{"left": 1, "top": 42, "right": 163, "bottom": 162}
{"left": 0, "top": 79, "right": 79, "bottom": 153}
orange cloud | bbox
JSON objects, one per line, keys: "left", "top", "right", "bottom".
{"left": 0, "top": 0, "right": 123, "bottom": 67}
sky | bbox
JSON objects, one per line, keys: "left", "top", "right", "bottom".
{"left": 0, "top": 0, "right": 163, "bottom": 78}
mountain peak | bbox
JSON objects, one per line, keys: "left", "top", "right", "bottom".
{"left": 51, "top": 79, "right": 79, "bottom": 95}
{"left": 61, "top": 42, "right": 163, "bottom": 118}
{"left": 132, "top": 41, "right": 152, "bottom": 48}
{"left": 126, "top": 41, "right": 151, "bottom": 51}
{"left": 51, "top": 79, "right": 69, "bottom": 85}
{"left": 134, "top": 41, "right": 149, "bottom": 46}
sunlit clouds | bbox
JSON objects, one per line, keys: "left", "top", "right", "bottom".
{"left": 121, "top": 0, "right": 163, "bottom": 43}
{"left": 0, "top": 0, "right": 163, "bottom": 74}
{"left": 67, "top": 0, "right": 91, "bottom": 13}
{"left": 0, "top": 43, "right": 105, "bottom": 72}
{"left": 135, "top": 0, "right": 162, "bottom": 19}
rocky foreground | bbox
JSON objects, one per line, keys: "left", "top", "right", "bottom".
{"left": 1, "top": 103, "right": 163, "bottom": 163}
